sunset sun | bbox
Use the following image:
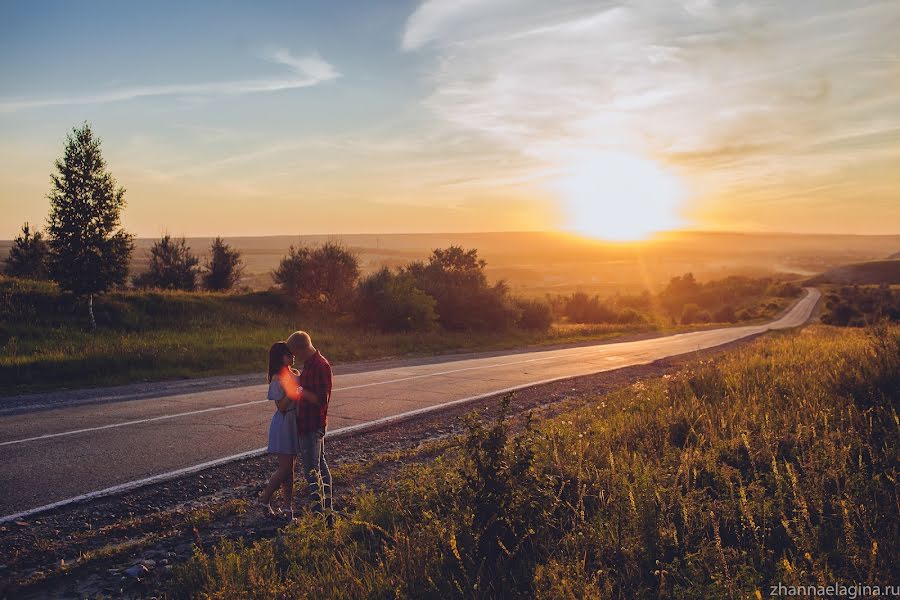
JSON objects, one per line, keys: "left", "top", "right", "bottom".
{"left": 554, "top": 151, "right": 686, "bottom": 241}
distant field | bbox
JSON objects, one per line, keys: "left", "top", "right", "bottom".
{"left": 2, "top": 230, "right": 898, "bottom": 295}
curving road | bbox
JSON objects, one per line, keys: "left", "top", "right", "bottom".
{"left": 0, "top": 288, "right": 820, "bottom": 521}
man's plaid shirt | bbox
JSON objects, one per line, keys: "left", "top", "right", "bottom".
{"left": 297, "top": 350, "right": 333, "bottom": 435}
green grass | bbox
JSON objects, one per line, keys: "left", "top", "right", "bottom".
{"left": 0, "top": 276, "right": 797, "bottom": 395}
{"left": 1, "top": 277, "right": 664, "bottom": 395}
{"left": 168, "top": 323, "right": 899, "bottom": 599}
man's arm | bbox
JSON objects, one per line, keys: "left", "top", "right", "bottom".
{"left": 300, "top": 388, "right": 321, "bottom": 405}
{"left": 300, "top": 361, "right": 331, "bottom": 406}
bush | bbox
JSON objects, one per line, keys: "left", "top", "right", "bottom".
{"left": 820, "top": 285, "right": 900, "bottom": 326}
{"left": 680, "top": 302, "right": 710, "bottom": 324}
{"left": 736, "top": 308, "right": 755, "bottom": 321}
{"left": 769, "top": 281, "right": 802, "bottom": 297}
{"left": 616, "top": 308, "right": 645, "bottom": 325}
{"left": 355, "top": 268, "right": 437, "bottom": 332}
{"left": 562, "top": 292, "right": 618, "bottom": 323}
{"left": 712, "top": 304, "right": 737, "bottom": 323}
{"left": 405, "top": 246, "right": 517, "bottom": 331}
{"left": 4, "top": 223, "right": 49, "bottom": 280}
{"left": 133, "top": 235, "right": 199, "bottom": 291}
{"left": 515, "top": 298, "right": 553, "bottom": 330}
{"left": 273, "top": 241, "right": 360, "bottom": 310}
{"left": 202, "top": 237, "right": 244, "bottom": 292}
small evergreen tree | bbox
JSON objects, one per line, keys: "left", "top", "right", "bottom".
{"left": 4, "top": 222, "right": 49, "bottom": 280}
{"left": 203, "top": 237, "right": 244, "bottom": 291}
{"left": 46, "top": 123, "right": 134, "bottom": 328}
{"left": 272, "top": 244, "right": 312, "bottom": 300}
{"left": 133, "top": 234, "right": 200, "bottom": 291}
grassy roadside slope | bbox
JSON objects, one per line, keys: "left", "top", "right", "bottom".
{"left": 0, "top": 278, "right": 654, "bottom": 394}
{"left": 0, "top": 277, "right": 792, "bottom": 395}
{"left": 170, "top": 324, "right": 899, "bottom": 599}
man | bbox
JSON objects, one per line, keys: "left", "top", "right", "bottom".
{"left": 286, "top": 330, "right": 334, "bottom": 526}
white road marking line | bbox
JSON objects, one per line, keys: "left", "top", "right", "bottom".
{"left": 0, "top": 293, "right": 815, "bottom": 448}
{"left": 0, "top": 344, "right": 635, "bottom": 447}
{"left": 0, "top": 290, "right": 818, "bottom": 524}
{"left": 0, "top": 400, "right": 268, "bottom": 447}
{"left": 0, "top": 364, "right": 640, "bottom": 525}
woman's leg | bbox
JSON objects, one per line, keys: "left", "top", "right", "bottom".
{"left": 260, "top": 454, "right": 293, "bottom": 506}
{"left": 279, "top": 455, "right": 295, "bottom": 510}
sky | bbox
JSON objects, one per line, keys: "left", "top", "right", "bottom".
{"left": 0, "top": 0, "right": 898, "bottom": 240}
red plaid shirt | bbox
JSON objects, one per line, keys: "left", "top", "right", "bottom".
{"left": 297, "top": 350, "right": 332, "bottom": 435}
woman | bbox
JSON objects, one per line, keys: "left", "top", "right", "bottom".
{"left": 258, "top": 342, "right": 302, "bottom": 517}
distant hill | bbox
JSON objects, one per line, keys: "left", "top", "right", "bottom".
{"left": 3, "top": 231, "right": 900, "bottom": 294}
{"left": 807, "top": 260, "right": 900, "bottom": 285}
{"left": 889, "top": 251, "right": 900, "bottom": 259}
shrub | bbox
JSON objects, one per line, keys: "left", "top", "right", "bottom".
{"left": 273, "top": 241, "right": 360, "bottom": 310}
{"left": 769, "top": 281, "right": 802, "bottom": 297}
{"left": 202, "top": 237, "right": 244, "bottom": 292}
{"left": 4, "top": 223, "right": 49, "bottom": 280}
{"left": 133, "top": 235, "right": 200, "bottom": 291}
{"left": 562, "top": 292, "right": 618, "bottom": 323}
{"left": 712, "top": 304, "right": 737, "bottom": 323}
{"left": 405, "top": 246, "right": 517, "bottom": 331}
{"left": 515, "top": 298, "right": 553, "bottom": 330}
{"left": 680, "top": 302, "right": 709, "bottom": 324}
{"left": 355, "top": 267, "right": 437, "bottom": 332}
{"left": 820, "top": 285, "right": 900, "bottom": 326}
{"left": 659, "top": 272, "right": 700, "bottom": 317}
{"left": 616, "top": 308, "right": 645, "bottom": 324}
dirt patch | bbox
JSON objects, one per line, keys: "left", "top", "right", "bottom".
{"left": 0, "top": 335, "right": 763, "bottom": 599}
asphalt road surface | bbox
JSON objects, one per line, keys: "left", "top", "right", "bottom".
{"left": 0, "top": 288, "right": 820, "bottom": 521}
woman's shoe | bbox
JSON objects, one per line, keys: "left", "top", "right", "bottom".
{"left": 256, "top": 500, "right": 276, "bottom": 517}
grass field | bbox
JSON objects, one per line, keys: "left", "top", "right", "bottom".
{"left": 1, "top": 277, "right": 658, "bottom": 395}
{"left": 0, "top": 276, "right": 795, "bottom": 395}
{"left": 168, "top": 323, "right": 899, "bottom": 599}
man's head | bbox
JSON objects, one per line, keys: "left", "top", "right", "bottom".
{"left": 286, "top": 331, "right": 316, "bottom": 360}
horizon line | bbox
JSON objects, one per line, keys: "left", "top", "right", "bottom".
{"left": 2, "top": 228, "right": 900, "bottom": 244}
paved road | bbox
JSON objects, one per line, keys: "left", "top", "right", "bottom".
{"left": 0, "top": 288, "right": 820, "bottom": 520}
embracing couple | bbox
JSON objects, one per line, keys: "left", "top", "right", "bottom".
{"left": 258, "top": 330, "right": 334, "bottom": 527}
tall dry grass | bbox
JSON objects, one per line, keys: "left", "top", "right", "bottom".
{"left": 168, "top": 323, "right": 899, "bottom": 599}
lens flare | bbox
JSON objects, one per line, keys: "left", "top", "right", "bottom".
{"left": 278, "top": 368, "right": 301, "bottom": 401}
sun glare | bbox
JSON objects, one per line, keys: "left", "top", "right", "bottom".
{"left": 553, "top": 151, "right": 685, "bottom": 241}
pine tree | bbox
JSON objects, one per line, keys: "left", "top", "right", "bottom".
{"left": 46, "top": 123, "right": 134, "bottom": 328}
{"left": 133, "top": 234, "right": 200, "bottom": 291}
{"left": 202, "top": 237, "right": 244, "bottom": 291}
{"left": 4, "top": 222, "right": 50, "bottom": 280}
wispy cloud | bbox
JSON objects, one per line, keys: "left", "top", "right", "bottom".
{"left": 0, "top": 48, "right": 339, "bottom": 113}
{"left": 402, "top": 0, "right": 900, "bottom": 230}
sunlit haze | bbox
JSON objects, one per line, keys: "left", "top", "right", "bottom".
{"left": 1, "top": 1, "right": 898, "bottom": 240}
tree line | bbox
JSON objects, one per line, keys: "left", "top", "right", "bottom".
{"left": 3, "top": 122, "right": 553, "bottom": 333}
{"left": 272, "top": 243, "right": 552, "bottom": 333}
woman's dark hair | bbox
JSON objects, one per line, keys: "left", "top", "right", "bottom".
{"left": 267, "top": 341, "right": 293, "bottom": 383}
